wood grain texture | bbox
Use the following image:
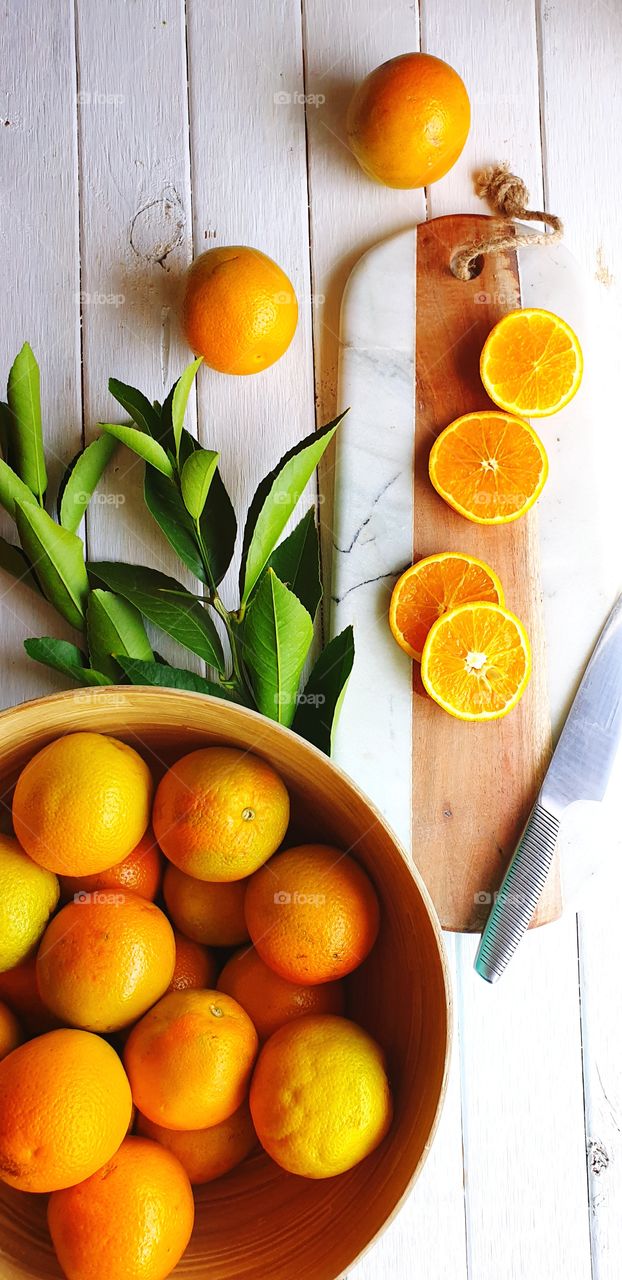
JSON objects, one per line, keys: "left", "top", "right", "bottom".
{"left": 539, "top": 7, "right": 622, "bottom": 1274}
{"left": 413, "top": 213, "right": 558, "bottom": 931}
{"left": 185, "top": 0, "right": 316, "bottom": 609}
{"left": 0, "top": 687, "right": 450, "bottom": 1280}
{"left": 0, "top": 0, "right": 81, "bottom": 702}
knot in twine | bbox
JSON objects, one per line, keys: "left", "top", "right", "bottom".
{"left": 451, "top": 163, "right": 564, "bottom": 281}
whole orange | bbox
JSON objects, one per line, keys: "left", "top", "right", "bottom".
{"left": 124, "top": 989, "right": 258, "bottom": 1130}
{"left": 36, "top": 892, "right": 176, "bottom": 1032}
{"left": 168, "top": 930, "right": 217, "bottom": 992}
{"left": 182, "top": 246, "right": 298, "bottom": 375}
{"left": 153, "top": 746, "right": 290, "bottom": 881}
{"left": 218, "top": 945, "right": 345, "bottom": 1041}
{"left": 59, "top": 828, "right": 163, "bottom": 903}
{"left": 0, "top": 1000, "right": 21, "bottom": 1060}
{"left": 244, "top": 844, "right": 380, "bottom": 984}
{"left": 13, "top": 732, "right": 153, "bottom": 876}
{"left": 250, "top": 1015, "right": 392, "bottom": 1178}
{"left": 163, "top": 864, "right": 250, "bottom": 946}
{"left": 347, "top": 52, "right": 470, "bottom": 188}
{"left": 136, "top": 1101, "right": 257, "bottom": 1185}
{"left": 0, "top": 1028, "right": 132, "bottom": 1192}
{"left": 48, "top": 1136, "right": 194, "bottom": 1280}
{"left": 0, "top": 954, "right": 62, "bottom": 1035}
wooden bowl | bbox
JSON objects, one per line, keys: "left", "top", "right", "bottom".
{"left": 0, "top": 688, "right": 451, "bottom": 1280}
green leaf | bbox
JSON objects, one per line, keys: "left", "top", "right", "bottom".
{"left": 24, "top": 637, "right": 111, "bottom": 686}
{"left": 0, "top": 458, "right": 38, "bottom": 519}
{"left": 172, "top": 358, "right": 202, "bottom": 459}
{"left": 181, "top": 448, "right": 219, "bottom": 521}
{"left": 241, "top": 569, "right": 314, "bottom": 727}
{"left": 88, "top": 561, "right": 225, "bottom": 672}
{"left": 178, "top": 427, "right": 200, "bottom": 470}
{"left": 259, "top": 508, "right": 321, "bottom": 618}
{"left": 108, "top": 378, "right": 161, "bottom": 437}
{"left": 292, "top": 626, "right": 355, "bottom": 755}
{"left": 144, "top": 466, "right": 207, "bottom": 583}
{"left": 100, "top": 423, "right": 174, "bottom": 477}
{"left": 240, "top": 412, "right": 347, "bottom": 606}
{"left": 0, "top": 402, "right": 11, "bottom": 460}
{"left": 116, "top": 656, "right": 234, "bottom": 700}
{"left": 7, "top": 343, "right": 47, "bottom": 501}
{"left": 0, "top": 536, "right": 42, "bottom": 594}
{"left": 57, "top": 434, "right": 118, "bottom": 533}
{"left": 154, "top": 384, "right": 175, "bottom": 451}
{"left": 87, "top": 589, "right": 154, "bottom": 679}
{"left": 15, "top": 503, "right": 89, "bottom": 628}
{"left": 198, "top": 468, "right": 237, "bottom": 588}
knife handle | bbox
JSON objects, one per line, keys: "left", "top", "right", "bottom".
{"left": 474, "top": 801, "right": 560, "bottom": 983}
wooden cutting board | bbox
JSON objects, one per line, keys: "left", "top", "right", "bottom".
{"left": 331, "top": 215, "right": 618, "bottom": 932}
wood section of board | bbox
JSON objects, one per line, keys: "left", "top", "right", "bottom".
{"left": 412, "top": 213, "right": 559, "bottom": 932}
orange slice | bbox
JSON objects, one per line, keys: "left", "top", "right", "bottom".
{"left": 389, "top": 552, "right": 505, "bottom": 662}
{"left": 429, "top": 410, "right": 548, "bottom": 525}
{"left": 421, "top": 601, "right": 531, "bottom": 721}
{"left": 480, "top": 307, "right": 583, "bottom": 418}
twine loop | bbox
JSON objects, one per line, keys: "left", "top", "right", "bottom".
{"left": 451, "top": 163, "right": 564, "bottom": 281}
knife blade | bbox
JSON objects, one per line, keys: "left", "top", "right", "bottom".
{"left": 475, "top": 593, "right": 622, "bottom": 983}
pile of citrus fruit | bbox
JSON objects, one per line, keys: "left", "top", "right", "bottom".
{"left": 0, "top": 731, "right": 391, "bottom": 1280}
{"left": 390, "top": 307, "right": 583, "bottom": 721}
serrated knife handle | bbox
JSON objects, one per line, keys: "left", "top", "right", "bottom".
{"left": 475, "top": 801, "right": 561, "bottom": 983}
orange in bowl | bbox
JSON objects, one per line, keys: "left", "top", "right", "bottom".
{"left": 153, "top": 746, "right": 290, "bottom": 882}
{"left": 0, "top": 1028, "right": 132, "bottom": 1192}
{"left": 36, "top": 892, "right": 176, "bottom": 1032}
{"left": 59, "top": 828, "right": 163, "bottom": 903}
{"left": 137, "top": 1102, "right": 257, "bottom": 1186}
{"left": 163, "top": 865, "right": 250, "bottom": 946}
{"left": 218, "top": 945, "right": 345, "bottom": 1041}
{"left": 12, "top": 731, "right": 153, "bottom": 876}
{"left": 347, "top": 52, "right": 470, "bottom": 189}
{"left": 182, "top": 247, "right": 298, "bottom": 375}
{"left": 124, "top": 989, "right": 258, "bottom": 1131}
{"left": 244, "top": 844, "right": 380, "bottom": 985}
{"left": 48, "top": 1136, "right": 194, "bottom": 1280}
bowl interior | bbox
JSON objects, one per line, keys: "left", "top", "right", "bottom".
{"left": 0, "top": 688, "right": 450, "bottom": 1280}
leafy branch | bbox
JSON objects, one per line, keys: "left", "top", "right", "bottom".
{"left": 0, "top": 346, "right": 354, "bottom": 754}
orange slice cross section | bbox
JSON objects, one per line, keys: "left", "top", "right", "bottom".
{"left": 420, "top": 600, "right": 532, "bottom": 721}
{"left": 389, "top": 552, "right": 505, "bottom": 662}
{"left": 429, "top": 410, "right": 548, "bottom": 524}
{"left": 480, "top": 307, "right": 583, "bottom": 418}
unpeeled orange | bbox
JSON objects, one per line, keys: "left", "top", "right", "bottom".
{"left": 244, "top": 844, "right": 380, "bottom": 985}
{"left": 13, "top": 732, "right": 153, "bottom": 877}
{"left": 48, "top": 1136, "right": 195, "bottom": 1280}
{"left": 137, "top": 1102, "right": 257, "bottom": 1186}
{"left": 218, "top": 945, "right": 345, "bottom": 1041}
{"left": 182, "top": 247, "right": 298, "bottom": 375}
{"left": 0, "top": 1028, "right": 132, "bottom": 1192}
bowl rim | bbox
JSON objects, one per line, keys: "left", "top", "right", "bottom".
{"left": 0, "top": 685, "right": 453, "bottom": 1273}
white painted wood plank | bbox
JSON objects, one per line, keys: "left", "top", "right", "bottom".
{"left": 539, "top": 4, "right": 622, "bottom": 1275}
{"left": 75, "top": 0, "right": 198, "bottom": 665}
{"left": 0, "top": 0, "right": 81, "bottom": 706}
{"left": 185, "top": 0, "right": 316, "bottom": 610}
{"left": 423, "top": 5, "right": 592, "bottom": 1277}
{"left": 302, "top": 0, "right": 424, "bottom": 617}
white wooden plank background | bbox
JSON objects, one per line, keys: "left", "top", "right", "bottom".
{"left": 1, "top": 2, "right": 621, "bottom": 1277}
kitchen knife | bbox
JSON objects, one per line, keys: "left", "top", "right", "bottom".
{"left": 475, "top": 593, "right": 622, "bottom": 983}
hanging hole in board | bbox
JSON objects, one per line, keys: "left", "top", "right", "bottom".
{"left": 450, "top": 251, "right": 485, "bottom": 281}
